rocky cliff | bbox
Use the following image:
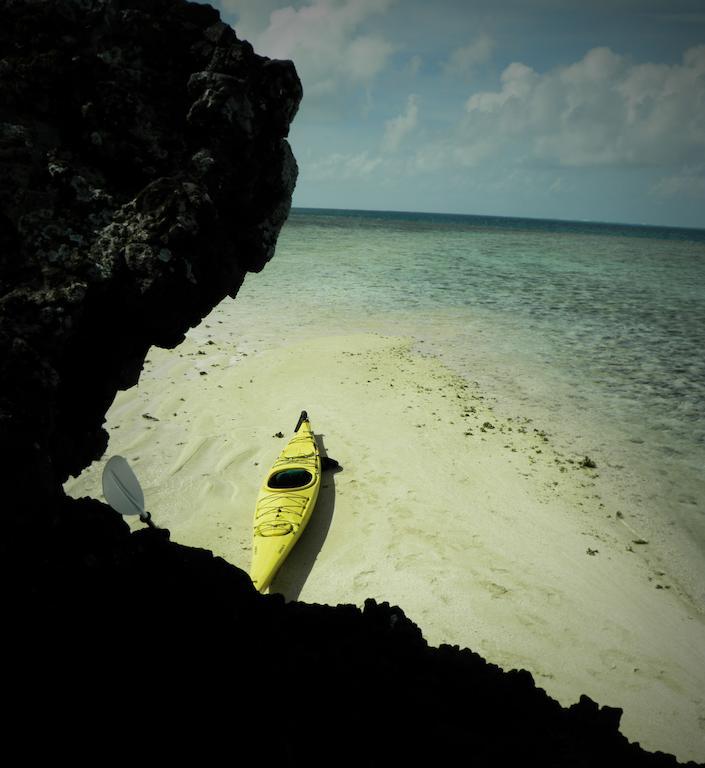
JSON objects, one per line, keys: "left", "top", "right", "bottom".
{"left": 0, "top": 1, "right": 699, "bottom": 765}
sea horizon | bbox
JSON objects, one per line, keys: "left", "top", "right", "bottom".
{"left": 292, "top": 205, "right": 705, "bottom": 239}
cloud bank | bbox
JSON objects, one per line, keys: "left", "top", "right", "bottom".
{"left": 225, "top": 0, "right": 397, "bottom": 97}
{"left": 459, "top": 45, "right": 705, "bottom": 169}
{"left": 383, "top": 94, "right": 419, "bottom": 151}
{"left": 444, "top": 35, "right": 494, "bottom": 77}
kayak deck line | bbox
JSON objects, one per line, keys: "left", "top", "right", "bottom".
{"left": 254, "top": 493, "right": 309, "bottom": 534}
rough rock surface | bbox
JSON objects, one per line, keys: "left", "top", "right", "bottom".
{"left": 0, "top": 2, "right": 700, "bottom": 765}
{"left": 0, "top": 0, "right": 300, "bottom": 507}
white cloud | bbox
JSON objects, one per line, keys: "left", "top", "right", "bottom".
{"left": 407, "top": 55, "right": 423, "bottom": 76}
{"left": 225, "top": 0, "right": 397, "bottom": 97}
{"left": 408, "top": 135, "right": 497, "bottom": 172}
{"left": 306, "top": 151, "right": 383, "bottom": 181}
{"left": 466, "top": 62, "right": 537, "bottom": 114}
{"left": 651, "top": 165, "right": 705, "bottom": 199}
{"left": 451, "top": 138, "right": 498, "bottom": 167}
{"left": 444, "top": 35, "right": 494, "bottom": 77}
{"left": 459, "top": 45, "right": 705, "bottom": 169}
{"left": 383, "top": 94, "right": 419, "bottom": 152}
{"left": 412, "top": 142, "right": 451, "bottom": 173}
{"left": 218, "top": 0, "right": 283, "bottom": 37}
{"left": 548, "top": 177, "right": 564, "bottom": 194}
{"left": 348, "top": 34, "right": 396, "bottom": 81}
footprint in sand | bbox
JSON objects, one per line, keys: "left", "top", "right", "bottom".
{"left": 215, "top": 446, "right": 258, "bottom": 473}
{"left": 354, "top": 569, "right": 376, "bottom": 590}
{"left": 480, "top": 580, "right": 509, "bottom": 598}
{"left": 170, "top": 434, "right": 229, "bottom": 475}
{"left": 197, "top": 477, "right": 238, "bottom": 503}
{"left": 394, "top": 551, "right": 423, "bottom": 571}
{"left": 170, "top": 436, "right": 209, "bottom": 474}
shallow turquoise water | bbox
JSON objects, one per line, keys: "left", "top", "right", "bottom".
{"left": 232, "top": 207, "right": 705, "bottom": 590}
{"left": 265, "top": 209, "right": 705, "bottom": 447}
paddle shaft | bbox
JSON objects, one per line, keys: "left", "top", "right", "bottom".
{"left": 141, "top": 511, "right": 157, "bottom": 529}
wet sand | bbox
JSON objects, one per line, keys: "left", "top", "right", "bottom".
{"left": 65, "top": 298, "right": 705, "bottom": 762}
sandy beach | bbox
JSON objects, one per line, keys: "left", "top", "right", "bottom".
{"left": 65, "top": 296, "right": 705, "bottom": 763}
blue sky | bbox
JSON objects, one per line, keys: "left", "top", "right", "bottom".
{"left": 213, "top": 1, "right": 705, "bottom": 228}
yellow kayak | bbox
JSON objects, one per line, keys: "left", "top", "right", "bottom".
{"left": 250, "top": 411, "right": 321, "bottom": 593}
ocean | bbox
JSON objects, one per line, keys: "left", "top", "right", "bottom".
{"left": 229, "top": 207, "right": 705, "bottom": 603}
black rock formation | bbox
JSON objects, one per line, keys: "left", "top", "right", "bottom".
{"left": 0, "top": 1, "right": 700, "bottom": 765}
{"left": 0, "top": 0, "right": 300, "bottom": 509}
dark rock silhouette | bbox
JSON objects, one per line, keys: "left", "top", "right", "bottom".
{"left": 0, "top": 1, "right": 700, "bottom": 764}
{"left": 1, "top": 0, "right": 300, "bottom": 507}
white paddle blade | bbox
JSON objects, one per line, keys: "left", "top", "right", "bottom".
{"left": 102, "top": 455, "right": 145, "bottom": 518}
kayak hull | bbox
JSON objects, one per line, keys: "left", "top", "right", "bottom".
{"left": 250, "top": 415, "right": 321, "bottom": 593}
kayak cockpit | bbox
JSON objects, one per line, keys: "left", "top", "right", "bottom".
{"left": 267, "top": 468, "right": 315, "bottom": 490}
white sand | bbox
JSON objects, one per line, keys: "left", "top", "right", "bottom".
{"left": 65, "top": 298, "right": 705, "bottom": 762}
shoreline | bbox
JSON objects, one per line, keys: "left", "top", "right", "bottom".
{"left": 65, "top": 301, "right": 705, "bottom": 762}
